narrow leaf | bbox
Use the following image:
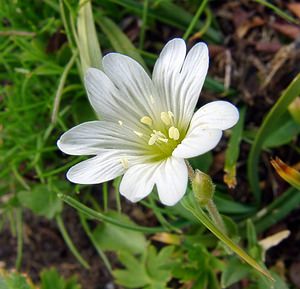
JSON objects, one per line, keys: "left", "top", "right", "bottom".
{"left": 271, "top": 157, "right": 300, "bottom": 190}
{"left": 247, "top": 73, "right": 300, "bottom": 203}
{"left": 96, "top": 15, "right": 147, "bottom": 70}
{"left": 181, "top": 195, "right": 273, "bottom": 281}
{"left": 224, "top": 107, "right": 246, "bottom": 188}
{"left": 77, "top": 0, "right": 102, "bottom": 74}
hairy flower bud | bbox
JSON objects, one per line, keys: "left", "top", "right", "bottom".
{"left": 191, "top": 170, "right": 215, "bottom": 206}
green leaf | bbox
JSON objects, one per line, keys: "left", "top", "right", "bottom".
{"left": 58, "top": 194, "right": 166, "bottom": 233}
{"left": 189, "top": 152, "right": 213, "bottom": 173}
{"left": 181, "top": 194, "right": 273, "bottom": 281}
{"left": 40, "top": 268, "right": 81, "bottom": 289}
{"left": 253, "top": 187, "right": 300, "bottom": 233}
{"left": 221, "top": 258, "right": 250, "bottom": 288}
{"left": 113, "top": 251, "right": 150, "bottom": 288}
{"left": 246, "top": 219, "right": 258, "bottom": 250}
{"left": 93, "top": 211, "right": 147, "bottom": 254}
{"left": 77, "top": 0, "right": 102, "bottom": 74}
{"left": 109, "top": 0, "right": 222, "bottom": 43}
{"left": 0, "top": 273, "right": 33, "bottom": 289}
{"left": 214, "top": 193, "right": 256, "bottom": 215}
{"left": 113, "top": 245, "right": 174, "bottom": 289}
{"left": 256, "top": 271, "right": 289, "bottom": 289}
{"left": 18, "top": 184, "right": 62, "bottom": 219}
{"left": 224, "top": 107, "right": 246, "bottom": 188}
{"left": 263, "top": 114, "right": 300, "bottom": 148}
{"left": 146, "top": 246, "right": 174, "bottom": 281}
{"left": 247, "top": 73, "right": 300, "bottom": 203}
{"left": 97, "top": 16, "right": 147, "bottom": 70}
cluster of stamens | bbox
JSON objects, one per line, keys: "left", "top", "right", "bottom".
{"left": 138, "top": 111, "right": 180, "bottom": 146}
{"left": 118, "top": 110, "right": 182, "bottom": 167}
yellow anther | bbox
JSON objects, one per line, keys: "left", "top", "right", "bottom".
{"left": 118, "top": 120, "right": 123, "bottom": 126}
{"left": 133, "top": 131, "right": 143, "bottom": 137}
{"left": 148, "top": 130, "right": 168, "bottom": 145}
{"left": 169, "top": 126, "right": 180, "bottom": 140}
{"left": 120, "top": 158, "right": 129, "bottom": 169}
{"left": 160, "top": 112, "right": 172, "bottom": 126}
{"left": 148, "top": 134, "right": 158, "bottom": 145}
{"left": 140, "top": 116, "right": 153, "bottom": 127}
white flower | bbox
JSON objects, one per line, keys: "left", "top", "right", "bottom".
{"left": 57, "top": 38, "right": 239, "bottom": 206}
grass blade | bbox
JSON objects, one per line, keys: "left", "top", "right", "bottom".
{"left": 77, "top": 0, "right": 102, "bottom": 73}
{"left": 224, "top": 106, "right": 246, "bottom": 188}
{"left": 58, "top": 194, "right": 168, "bottom": 233}
{"left": 96, "top": 15, "right": 147, "bottom": 70}
{"left": 107, "top": 0, "right": 223, "bottom": 43}
{"left": 247, "top": 73, "right": 300, "bottom": 203}
{"left": 253, "top": 0, "right": 299, "bottom": 24}
{"left": 252, "top": 188, "right": 300, "bottom": 233}
{"left": 51, "top": 50, "right": 78, "bottom": 124}
{"left": 56, "top": 214, "right": 90, "bottom": 269}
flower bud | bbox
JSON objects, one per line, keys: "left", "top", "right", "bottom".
{"left": 191, "top": 170, "right": 215, "bottom": 206}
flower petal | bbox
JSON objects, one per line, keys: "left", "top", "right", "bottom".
{"left": 178, "top": 42, "right": 209, "bottom": 126}
{"left": 172, "top": 129, "right": 222, "bottom": 159}
{"left": 152, "top": 39, "right": 209, "bottom": 129}
{"left": 57, "top": 121, "right": 146, "bottom": 156}
{"left": 190, "top": 101, "right": 239, "bottom": 130}
{"left": 155, "top": 157, "right": 188, "bottom": 206}
{"left": 102, "top": 53, "right": 159, "bottom": 122}
{"left": 85, "top": 68, "right": 148, "bottom": 127}
{"left": 152, "top": 38, "right": 187, "bottom": 117}
{"left": 66, "top": 152, "right": 124, "bottom": 184}
{"left": 119, "top": 162, "right": 159, "bottom": 203}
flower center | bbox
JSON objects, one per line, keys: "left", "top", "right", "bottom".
{"left": 118, "top": 110, "right": 186, "bottom": 161}
{"left": 137, "top": 111, "right": 185, "bottom": 160}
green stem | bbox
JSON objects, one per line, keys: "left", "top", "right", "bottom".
{"left": 139, "top": 0, "right": 148, "bottom": 50}
{"left": 205, "top": 199, "right": 227, "bottom": 234}
{"left": 79, "top": 212, "right": 112, "bottom": 273}
{"left": 58, "top": 194, "right": 169, "bottom": 233}
{"left": 148, "top": 196, "right": 182, "bottom": 233}
{"left": 253, "top": 0, "right": 298, "bottom": 24}
{"left": 195, "top": 8, "right": 212, "bottom": 38}
{"left": 51, "top": 50, "right": 78, "bottom": 124}
{"left": 113, "top": 177, "right": 122, "bottom": 213}
{"left": 181, "top": 196, "right": 273, "bottom": 281}
{"left": 15, "top": 208, "right": 23, "bottom": 271}
{"left": 102, "top": 182, "right": 108, "bottom": 212}
{"left": 183, "top": 0, "right": 208, "bottom": 40}
{"left": 56, "top": 214, "right": 90, "bottom": 269}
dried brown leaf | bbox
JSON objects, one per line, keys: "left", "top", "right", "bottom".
{"left": 237, "top": 16, "right": 265, "bottom": 38}
{"left": 271, "top": 22, "right": 300, "bottom": 39}
{"left": 287, "top": 3, "right": 300, "bottom": 19}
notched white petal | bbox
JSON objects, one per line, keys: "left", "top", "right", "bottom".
{"left": 178, "top": 42, "right": 209, "bottom": 125}
{"left": 191, "top": 101, "right": 239, "bottom": 131}
{"left": 152, "top": 38, "right": 187, "bottom": 117}
{"left": 119, "top": 162, "right": 159, "bottom": 203}
{"left": 102, "top": 53, "right": 157, "bottom": 118}
{"left": 57, "top": 121, "right": 141, "bottom": 156}
{"left": 155, "top": 157, "right": 188, "bottom": 206}
{"left": 172, "top": 129, "right": 222, "bottom": 159}
{"left": 66, "top": 153, "right": 124, "bottom": 184}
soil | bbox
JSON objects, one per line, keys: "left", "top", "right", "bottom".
{"left": 0, "top": 208, "right": 114, "bottom": 289}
